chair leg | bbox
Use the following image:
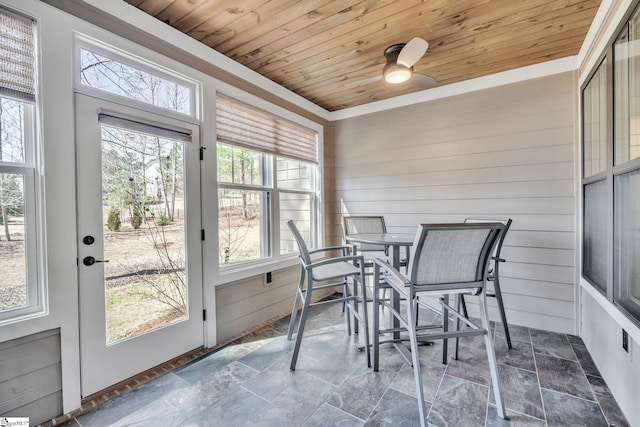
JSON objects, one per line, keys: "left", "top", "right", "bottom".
{"left": 406, "top": 289, "right": 428, "bottom": 427}
{"left": 373, "top": 264, "right": 381, "bottom": 371}
{"left": 357, "top": 272, "right": 371, "bottom": 368}
{"left": 454, "top": 294, "right": 461, "bottom": 360}
{"left": 287, "top": 267, "right": 305, "bottom": 340}
{"left": 493, "top": 275, "right": 512, "bottom": 349}
{"left": 479, "top": 291, "right": 506, "bottom": 419}
{"left": 290, "top": 275, "right": 314, "bottom": 371}
{"left": 343, "top": 279, "right": 352, "bottom": 336}
{"left": 352, "top": 275, "right": 360, "bottom": 335}
{"left": 441, "top": 295, "right": 449, "bottom": 364}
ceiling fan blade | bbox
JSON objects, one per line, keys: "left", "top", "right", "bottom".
{"left": 344, "top": 75, "right": 382, "bottom": 88}
{"left": 409, "top": 73, "right": 437, "bottom": 89}
{"left": 397, "top": 37, "right": 428, "bottom": 67}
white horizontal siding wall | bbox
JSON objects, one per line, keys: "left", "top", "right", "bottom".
{"left": 332, "top": 72, "right": 577, "bottom": 333}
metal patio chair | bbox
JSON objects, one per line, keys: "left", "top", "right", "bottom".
{"left": 372, "top": 222, "right": 507, "bottom": 426}
{"left": 286, "top": 219, "right": 370, "bottom": 370}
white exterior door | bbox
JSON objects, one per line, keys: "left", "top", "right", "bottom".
{"left": 75, "top": 94, "right": 203, "bottom": 396}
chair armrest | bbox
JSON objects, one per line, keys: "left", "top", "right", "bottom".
{"left": 373, "top": 257, "right": 410, "bottom": 289}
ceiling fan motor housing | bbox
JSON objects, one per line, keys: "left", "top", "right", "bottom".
{"left": 383, "top": 43, "right": 413, "bottom": 83}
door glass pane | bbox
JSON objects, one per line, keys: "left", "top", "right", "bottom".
{"left": 218, "top": 188, "right": 264, "bottom": 264}
{"left": 615, "top": 7, "right": 640, "bottom": 165}
{"left": 615, "top": 169, "right": 640, "bottom": 319}
{"left": 583, "top": 59, "right": 607, "bottom": 177}
{"left": 0, "top": 173, "right": 26, "bottom": 311}
{"left": 583, "top": 180, "right": 607, "bottom": 292}
{"left": 101, "top": 124, "right": 187, "bottom": 344}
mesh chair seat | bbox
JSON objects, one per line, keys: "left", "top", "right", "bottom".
{"left": 311, "top": 261, "right": 361, "bottom": 281}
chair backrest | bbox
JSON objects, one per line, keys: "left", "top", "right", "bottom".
{"left": 407, "top": 223, "right": 505, "bottom": 288}
{"left": 343, "top": 216, "right": 388, "bottom": 253}
{"left": 464, "top": 217, "right": 512, "bottom": 261}
{"left": 287, "top": 219, "right": 312, "bottom": 266}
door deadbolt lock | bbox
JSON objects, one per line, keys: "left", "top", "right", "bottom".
{"left": 83, "top": 235, "right": 95, "bottom": 245}
{"left": 82, "top": 256, "right": 108, "bottom": 266}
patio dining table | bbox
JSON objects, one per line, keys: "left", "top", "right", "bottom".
{"left": 344, "top": 232, "right": 414, "bottom": 271}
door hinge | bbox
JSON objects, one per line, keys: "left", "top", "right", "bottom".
{"left": 203, "top": 309, "right": 207, "bottom": 322}
{"left": 200, "top": 146, "right": 206, "bottom": 160}
{"left": 201, "top": 229, "right": 205, "bottom": 241}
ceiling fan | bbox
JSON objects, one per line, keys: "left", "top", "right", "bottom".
{"left": 346, "top": 37, "right": 437, "bottom": 89}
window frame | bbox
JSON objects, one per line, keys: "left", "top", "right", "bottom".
{"left": 73, "top": 35, "right": 200, "bottom": 123}
{"left": 580, "top": 0, "right": 640, "bottom": 327}
{"left": 0, "top": 6, "right": 46, "bottom": 325}
{"left": 214, "top": 93, "right": 322, "bottom": 277}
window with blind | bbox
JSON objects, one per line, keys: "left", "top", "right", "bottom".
{"left": 0, "top": 7, "right": 44, "bottom": 323}
{"left": 216, "top": 96, "right": 320, "bottom": 265}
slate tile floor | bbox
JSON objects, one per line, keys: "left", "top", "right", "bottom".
{"left": 60, "top": 299, "right": 630, "bottom": 427}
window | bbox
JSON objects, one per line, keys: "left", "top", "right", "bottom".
{"left": 581, "top": 1, "right": 640, "bottom": 324}
{"left": 0, "top": 7, "right": 43, "bottom": 323}
{"left": 582, "top": 60, "right": 608, "bottom": 293}
{"left": 78, "top": 44, "right": 195, "bottom": 117}
{"left": 216, "top": 96, "right": 319, "bottom": 266}
{"left": 583, "top": 59, "right": 608, "bottom": 177}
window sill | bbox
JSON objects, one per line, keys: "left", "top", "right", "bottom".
{"left": 580, "top": 278, "right": 640, "bottom": 344}
{"left": 216, "top": 255, "right": 299, "bottom": 286}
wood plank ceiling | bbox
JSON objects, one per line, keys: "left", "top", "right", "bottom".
{"left": 125, "top": 0, "right": 601, "bottom": 112}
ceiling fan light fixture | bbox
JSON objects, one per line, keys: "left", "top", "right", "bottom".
{"left": 383, "top": 63, "right": 412, "bottom": 84}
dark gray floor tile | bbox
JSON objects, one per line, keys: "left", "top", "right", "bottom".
{"left": 365, "top": 387, "right": 429, "bottom": 427}
{"left": 247, "top": 373, "right": 335, "bottom": 426}
{"left": 390, "top": 348, "right": 447, "bottom": 403}
{"left": 240, "top": 357, "right": 298, "bottom": 401}
{"left": 566, "top": 334, "right": 585, "bottom": 345}
{"left": 541, "top": 388, "right": 609, "bottom": 427}
{"left": 587, "top": 375, "right": 630, "bottom": 427}
{"left": 238, "top": 335, "right": 294, "bottom": 371}
{"left": 303, "top": 403, "right": 364, "bottom": 426}
{"left": 486, "top": 404, "right": 546, "bottom": 427}
{"left": 495, "top": 337, "right": 536, "bottom": 372}
{"left": 327, "top": 365, "right": 397, "bottom": 420}
{"left": 428, "top": 374, "right": 488, "bottom": 427}
{"left": 495, "top": 322, "right": 531, "bottom": 343}
{"left": 530, "top": 329, "right": 577, "bottom": 361}
{"left": 535, "top": 353, "right": 594, "bottom": 401}
{"left": 571, "top": 342, "right": 601, "bottom": 377}
{"left": 174, "top": 344, "right": 251, "bottom": 384}
{"left": 443, "top": 342, "right": 491, "bottom": 386}
{"left": 111, "top": 398, "right": 191, "bottom": 427}
{"left": 76, "top": 372, "right": 189, "bottom": 426}
{"left": 167, "top": 361, "right": 260, "bottom": 412}
{"left": 490, "top": 363, "right": 545, "bottom": 420}
{"left": 180, "top": 386, "right": 268, "bottom": 427}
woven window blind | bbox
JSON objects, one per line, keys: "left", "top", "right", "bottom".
{"left": 216, "top": 96, "right": 318, "bottom": 163}
{"left": 0, "top": 8, "right": 35, "bottom": 102}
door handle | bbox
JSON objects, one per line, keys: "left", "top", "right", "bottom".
{"left": 82, "top": 256, "right": 109, "bottom": 266}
